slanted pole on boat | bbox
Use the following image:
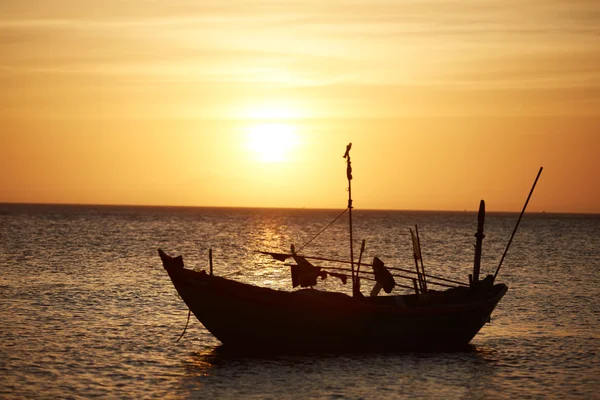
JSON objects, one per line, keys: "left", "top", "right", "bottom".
{"left": 415, "top": 225, "right": 427, "bottom": 291}
{"left": 343, "top": 143, "right": 357, "bottom": 296}
{"left": 410, "top": 228, "right": 424, "bottom": 291}
{"left": 472, "top": 200, "right": 485, "bottom": 286}
{"left": 493, "top": 166, "right": 543, "bottom": 282}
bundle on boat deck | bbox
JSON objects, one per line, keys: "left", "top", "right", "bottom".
{"left": 158, "top": 249, "right": 507, "bottom": 352}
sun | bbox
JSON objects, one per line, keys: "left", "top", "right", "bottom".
{"left": 246, "top": 124, "right": 299, "bottom": 163}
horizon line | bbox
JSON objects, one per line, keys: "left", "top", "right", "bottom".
{"left": 1, "top": 201, "right": 598, "bottom": 216}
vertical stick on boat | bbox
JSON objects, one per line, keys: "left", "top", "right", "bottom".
{"left": 354, "top": 239, "right": 366, "bottom": 296}
{"left": 209, "top": 248, "right": 213, "bottom": 276}
{"left": 412, "top": 278, "right": 420, "bottom": 296}
{"left": 415, "top": 225, "right": 427, "bottom": 292}
{"left": 493, "top": 167, "right": 543, "bottom": 281}
{"left": 343, "top": 143, "right": 356, "bottom": 295}
{"left": 410, "top": 228, "right": 424, "bottom": 291}
{"left": 472, "top": 200, "right": 485, "bottom": 286}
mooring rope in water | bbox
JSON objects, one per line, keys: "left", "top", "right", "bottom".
{"left": 176, "top": 309, "right": 192, "bottom": 342}
{"left": 298, "top": 208, "right": 348, "bottom": 252}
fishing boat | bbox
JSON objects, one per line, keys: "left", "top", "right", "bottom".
{"left": 159, "top": 144, "right": 542, "bottom": 352}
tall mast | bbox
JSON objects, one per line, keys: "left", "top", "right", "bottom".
{"left": 343, "top": 143, "right": 355, "bottom": 295}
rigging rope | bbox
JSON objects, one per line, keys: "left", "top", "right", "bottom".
{"left": 298, "top": 208, "right": 348, "bottom": 252}
{"left": 176, "top": 309, "right": 192, "bottom": 342}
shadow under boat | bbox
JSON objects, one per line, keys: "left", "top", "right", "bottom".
{"left": 207, "top": 341, "right": 482, "bottom": 358}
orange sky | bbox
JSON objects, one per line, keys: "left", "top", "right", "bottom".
{"left": 1, "top": 1, "right": 599, "bottom": 213}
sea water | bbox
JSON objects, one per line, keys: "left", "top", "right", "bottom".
{"left": 1, "top": 204, "right": 598, "bottom": 399}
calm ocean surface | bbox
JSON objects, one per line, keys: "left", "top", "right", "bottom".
{"left": 1, "top": 204, "right": 598, "bottom": 399}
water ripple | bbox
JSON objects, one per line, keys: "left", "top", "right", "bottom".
{"left": 1, "top": 205, "right": 599, "bottom": 398}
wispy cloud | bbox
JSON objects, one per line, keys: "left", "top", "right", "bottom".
{"left": 1, "top": 0, "right": 599, "bottom": 118}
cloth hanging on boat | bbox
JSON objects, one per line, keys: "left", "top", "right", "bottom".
{"left": 370, "top": 281, "right": 383, "bottom": 297}
{"left": 291, "top": 255, "right": 323, "bottom": 288}
{"left": 343, "top": 143, "right": 352, "bottom": 180}
{"left": 372, "top": 257, "right": 395, "bottom": 294}
{"left": 327, "top": 271, "right": 348, "bottom": 285}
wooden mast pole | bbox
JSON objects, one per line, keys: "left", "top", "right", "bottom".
{"left": 343, "top": 143, "right": 356, "bottom": 296}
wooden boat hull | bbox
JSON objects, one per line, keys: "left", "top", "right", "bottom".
{"left": 160, "top": 250, "right": 507, "bottom": 352}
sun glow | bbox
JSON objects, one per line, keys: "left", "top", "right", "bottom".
{"left": 246, "top": 124, "right": 299, "bottom": 163}
{"left": 245, "top": 102, "right": 305, "bottom": 120}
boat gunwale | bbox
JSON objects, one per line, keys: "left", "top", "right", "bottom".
{"left": 164, "top": 262, "right": 508, "bottom": 317}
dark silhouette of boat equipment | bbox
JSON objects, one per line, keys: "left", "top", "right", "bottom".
{"left": 158, "top": 144, "right": 542, "bottom": 352}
